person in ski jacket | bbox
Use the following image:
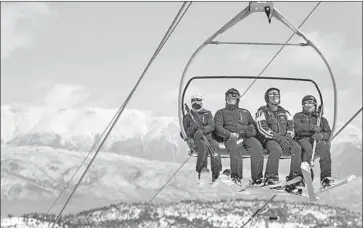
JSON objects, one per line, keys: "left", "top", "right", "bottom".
{"left": 182, "top": 94, "right": 222, "bottom": 185}
{"left": 214, "top": 88, "right": 264, "bottom": 186}
{"left": 255, "top": 87, "right": 303, "bottom": 193}
{"left": 293, "top": 95, "right": 334, "bottom": 189}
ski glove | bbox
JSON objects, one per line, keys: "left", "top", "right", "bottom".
{"left": 312, "top": 133, "right": 324, "bottom": 141}
{"left": 229, "top": 133, "right": 239, "bottom": 140}
{"left": 194, "top": 130, "right": 204, "bottom": 140}
{"left": 274, "top": 135, "right": 290, "bottom": 151}
{"left": 245, "top": 125, "right": 255, "bottom": 138}
{"left": 280, "top": 137, "right": 291, "bottom": 151}
{"left": 191, "top": 121, "right": 199, "bottom": 131}
{"left": 238, "top": 130, "right": 246, "bottom": 138}
{"left": 311, "top": 125, "right": 321, "bottom": 133}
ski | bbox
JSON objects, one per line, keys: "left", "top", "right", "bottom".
{"left": 301, "top": 162, "right": 317, "bottom": 202}
{"left": 316, "top": 175, "right": 357, "bottom": 194}
{"left": 219, "top": 173, "right": 246, "bottom": 192}
{"left": 246, "top": 176, "right": 302, "bottom": 190}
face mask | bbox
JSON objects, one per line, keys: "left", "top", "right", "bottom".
{"left": 268, "top": 90, "right": 280, "bottom": 105}
{"left": 191, "top": 98, "right": 203, "bottom": 110}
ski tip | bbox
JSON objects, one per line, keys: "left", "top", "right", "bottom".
{"left": 347, "top": 175, "right": 357, "bottom": 182}
{"left": 300, "top": 162, "right": 311, "bottom": 171}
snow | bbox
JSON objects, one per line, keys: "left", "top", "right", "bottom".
{"left": 2, "top": 105, "right": 361, "bottom": 152}
{"left": 1, "top": 106, "right": 176, "bottom": 145}
{"left": 1, "top": 217, "right": 63, "bottom": 228}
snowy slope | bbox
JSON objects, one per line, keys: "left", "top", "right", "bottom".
{"left": 2, "top": 144, "right": 362, "bottom": 217}
{"left": 2, "top": 199, "right": 362, "bottom": 228}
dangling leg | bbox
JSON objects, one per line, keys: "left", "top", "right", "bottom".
{"left": 243, "top": 137, "right": 264, "bottom": 185}
{"left": 298, "top": 138, "right": 314, "bottom": 181}
{"left": 316, "top": 141, "right": 334, "bottom": 189}
{"left": 195, "top": 138, "right": 208, "bottom": 187}
{"left": 209, "top": 139, "right": 222, "bottom": 185}
{"left": 225, "top": 139, "right": 242, "bottom": 185}
{"left": 264, "top": 140, "right": 282, "bottom": 186}
{"left": 285, "top": 140, "right": 304, "bottom": 194}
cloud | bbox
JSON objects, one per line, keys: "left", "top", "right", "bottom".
{"left": 1, "top": 2, "right": 51, "bottom": 59}
{"left": 267, "top": 31, "right": 362, "bottom": 75}
{"left": 43, "top": 83, "right": 91, "bottom": 110}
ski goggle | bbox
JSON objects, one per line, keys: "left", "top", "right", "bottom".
{"left": 191, "top": 98, "right": 203, "bottom": 103}
{"left": 268, "top": 91, "right": 280, "bottom": 98}
{"left": 303, "top": 100, "right": 317, "bottom": 105}
{"left": 226, "top": 93, "right": 240, "bottom": 99}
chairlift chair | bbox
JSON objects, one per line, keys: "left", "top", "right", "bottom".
{"left": 178, "top": 2, "right": 337, "bottom": 161}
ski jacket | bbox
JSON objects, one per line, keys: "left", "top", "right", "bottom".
{"left": 183, "top": 108, "right": 215, "bottom": 139}
{"left": 255, "top": 105, "right": 295, "bottom": 140}
{"left": 214, "top": 103, "right": 257, "bottom": 139}
{"left": 293, "top": 110, "right": 331, "bottom": 141}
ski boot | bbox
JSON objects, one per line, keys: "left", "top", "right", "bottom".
{"left": 284, "top": 176, "right": 304, "bottom": 195}
{"left": 263, "top": 174, "right": 280, "bottom": 187}
{"left": 210, "top": 172, "right": 220, "bottom": 188}
{"left": 197, "top": 169, "right": 209, "bottom": 188}
{"left": 321, "top": 177, "right": 334, "bottom": 189}
{"left": 249, "top": 177, "right": 264, "bottom": 187}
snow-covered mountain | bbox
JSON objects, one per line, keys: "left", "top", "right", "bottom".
{"left": 1, "top": 105, "right": 362, "bottom": 164}
{"left": 1, "top": 106, "right": 188, "bottom": 162}
{"left": 1, "top": 105, "right": 362, "bottom": 221}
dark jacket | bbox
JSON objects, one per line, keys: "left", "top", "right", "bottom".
{"left": 255, "top": 105, "right": 295, "bottom": 140}
{"left": 183, "top": 108, "right": 215, "bottom": 140}
{"left": 214, "top": 103, "right": 257, "bottom": 139}
{"left": 293, "top": 110, "right": 331, "bottom": 141}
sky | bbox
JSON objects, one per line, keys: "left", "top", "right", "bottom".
{"left": 1, "top": 1, "right": 362, "bottom": 131}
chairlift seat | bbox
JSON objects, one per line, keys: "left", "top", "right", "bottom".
{"left": 189, "top": 137, "right": 292, "bottom": 160}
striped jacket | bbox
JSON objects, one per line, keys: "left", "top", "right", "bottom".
{"left": 255, "top": 105, "right": 295, "bottom": 140}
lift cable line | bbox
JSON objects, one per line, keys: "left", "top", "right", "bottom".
{"left": 48, "top": 2, "right": 192, "bottom": 227}
{"left": 331, "top": 107, "right": 362, "bottom": 141}
{"left": 46, "top": 1, "right": 192, "bottom": 216}
{"left": 45, "top": 108, "right": 121, "bottom": 214}
{"left": 239, "top": 2, "right": 321, "bottom": 99}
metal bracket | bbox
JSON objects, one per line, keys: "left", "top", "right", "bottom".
{"left": 249, "top": 1, "right": 274, "bottom": 23}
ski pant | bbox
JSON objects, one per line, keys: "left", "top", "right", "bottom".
{"left": 298, "top": 138, "right": 331, "bottom": 180}
{"left": 195, "top": 138, "right": 222, "bottom": 175}
{"left": 225, "top": 137, "right": 264, "bottom": 180}
{"left": 265, "top": 139, "right": 302, "bottom": 179}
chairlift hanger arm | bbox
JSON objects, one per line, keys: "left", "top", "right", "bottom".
{"left": 178, "top": 1, "right": 337, "bottom": 141}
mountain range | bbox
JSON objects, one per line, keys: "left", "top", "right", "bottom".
{"left": 1, "top": 105, "right": 362, "bottom": 163}
{"left": 1, "top": 105, "right": 362, "bottom": 223}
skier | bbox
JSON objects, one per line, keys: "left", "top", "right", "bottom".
{"left": 182, "top": 94, "right": 222, "bottom": 186}
{"left": 293, "top": 95, "right": 334, "bottom": 189}
{"left": 255, "top": 87, "right": 304, "bottom": 193}
{"left": 214, "top": 88, "right": 264, "bottom": 186}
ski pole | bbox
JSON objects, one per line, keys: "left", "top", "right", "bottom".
{"left": 310, "top": 105, "right": 323, "bottom": 167}
{"left": 184, "top": 104, "right": 217, "bottom": 157}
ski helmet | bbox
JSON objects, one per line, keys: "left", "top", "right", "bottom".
{"left": 191, "top": 94, "right": 204, "bottom": 102}
{"left": 302, "top": 95, "right": 317, "bottom": 112}
{"left": 191, "top": 94, "right": 203, "bottom": 111}
{"left": 264, "top": 87, "right": 280, "bottom": 104}
{"left": 225, "top": 88, "right": 240, "bottom": 105}
{"left": 301, "top": 95, "right": 317, "bottom": 105}
{"left": 225, "top": 88, "right": 240, "bottom": 97}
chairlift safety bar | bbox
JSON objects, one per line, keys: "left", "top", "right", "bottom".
{"left": 209, "top": 41, "right": 308, "bottom": 46}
